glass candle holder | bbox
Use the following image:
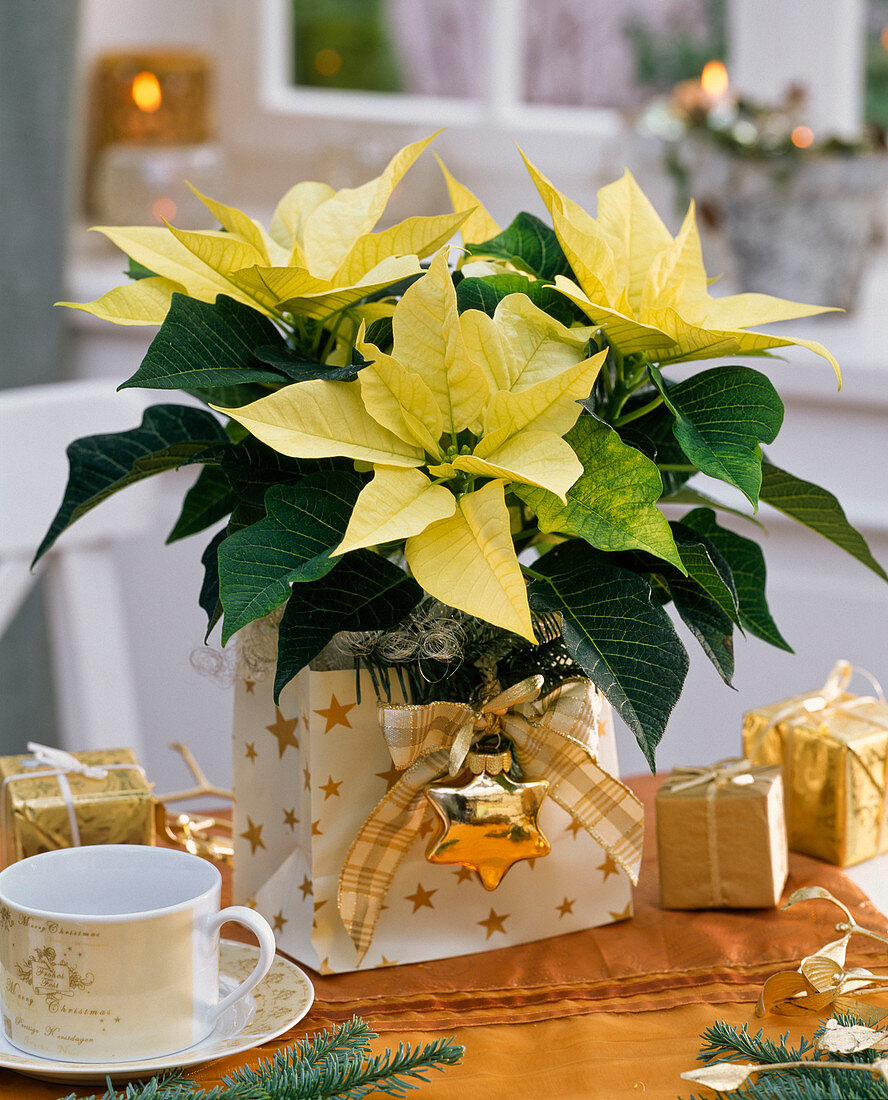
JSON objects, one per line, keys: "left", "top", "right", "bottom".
{"left": 86, "top": 50, "right": 224, "bottom": 225}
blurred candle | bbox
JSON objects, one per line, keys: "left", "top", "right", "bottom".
{"left": 87, "top": 50, "right": 223, "bottom": 224}
{"left": 700, "top": 60, "right": 729, "bottom": 104}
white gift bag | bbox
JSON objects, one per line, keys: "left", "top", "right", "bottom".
{"left": 232, "top": 666, "right": 636, "bottom": 973}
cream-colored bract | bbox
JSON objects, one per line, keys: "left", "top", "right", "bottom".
{"left": 217, "top": 248, "right": 606, "bottom": 643}
{"left": 60, "top": 133, "right": 469, "bottom": 333}
{"left": 435, "top": 155, "right": 501, "bottom": 246}
{"left": 405, "top": 480, "right": 536, "bottom": 642}
{"left": 520, "top": 152, "right": 842, "bottom": 386}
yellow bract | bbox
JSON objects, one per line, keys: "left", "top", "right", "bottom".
{"left": 521, "top": 152, "right": 842, "bottom": 386}
{"left": 61, "top": 134, "right": 468, "bottom": 331}
{"left": 217, "top": 249, "right": 606, "bottom": 642}
{"left": 435, "top": 156, "right": 501, "bottom": 246}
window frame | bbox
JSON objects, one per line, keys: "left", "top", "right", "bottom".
{"left": 233, "top": 0, "right": 623, "bottom": 141}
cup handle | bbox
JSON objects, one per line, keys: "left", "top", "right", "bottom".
{"left": 205, "top": 905, "right": 276, "bottom": 1026}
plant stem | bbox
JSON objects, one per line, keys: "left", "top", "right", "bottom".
{"left": 614, "top": 394, "right": 664, "bottom": 426}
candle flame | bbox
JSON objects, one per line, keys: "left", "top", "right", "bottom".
{"left": 132, "top": 71, "right": 162, "bottom": 113}
{"left": 791, "top": 125, "right": 814, "bottom": 149}
{"left": 314, "top": 48, "right": 343, "bottom": 77}
{"left": 151, "top": 197, "right": 177, "bottom": 223}
{"left": 700, "top": 60, "right": 729, "bottom": 99}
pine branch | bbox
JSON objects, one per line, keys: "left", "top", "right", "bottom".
{"left": 681, "top": 1014, "right": 888, "bottom": 1099}
{"left": 55, "top": 1019, "right": 463, "bottom": 1100}
{"left": 55, "top": 1074, "right": 196, "bottom": 1100}
{"left": 699, "top": 1020, "right": 816, "bottom": 1064}
{"left": 227, "top": 1032, "right": 464, "bottom": 1098}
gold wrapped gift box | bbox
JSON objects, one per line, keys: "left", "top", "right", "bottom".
{"left": 743, "top": 665, "right": 888, "bottom": 866}
{"left": 0, "top": 747, "right": 153, "bottom": 866}
{"left": 656, "top": 761, "right": 789, "bottom": 910}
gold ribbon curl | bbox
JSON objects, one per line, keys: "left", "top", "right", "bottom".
{"left": 337, "top": 675, "right": 644, "bottom": 964}
{"left": 756, "top": 887, "right": 888, "bottom": 1026}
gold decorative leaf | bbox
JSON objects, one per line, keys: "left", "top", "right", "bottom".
{"left": 680, "top": 1063, "right": 758, "bottom": 1091}
{"left": 817, "top": 1019, "right": 888, "bottom": 1054}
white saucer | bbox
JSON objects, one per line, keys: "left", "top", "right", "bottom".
{"left": 0, "top": 940, "right": 315, "bottom": 1084}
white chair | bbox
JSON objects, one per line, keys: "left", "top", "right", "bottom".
{"left": 0, "top": 380, "right": 158, "bottom": 758}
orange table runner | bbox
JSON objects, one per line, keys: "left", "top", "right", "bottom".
{"left": 2, "top": 773, "right": 885, "bottom": 1098}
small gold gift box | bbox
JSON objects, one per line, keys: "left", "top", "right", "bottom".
{"left": 743, "top": 661, "right": 888, "bottom": 866}
{"left": 0, "top": 745, "right": 153, "bottom": 866}
{"left": 656, "top": 760, "right": 788, "bottom": 909}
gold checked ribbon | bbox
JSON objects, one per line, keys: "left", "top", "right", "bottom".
{"left": 337, "top": 675, "right": 645, "bottom": 963}
{"left": 665, "top": 758, "right": 758, "bottom": 908}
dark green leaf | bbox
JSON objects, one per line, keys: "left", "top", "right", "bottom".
{"left": 198, "top": 528, "right": 225, "bottom": 639}
{"left": 186, "top": 383, "right": 273, "bottom": 408}
{"left": 466, "top": 212, "right": 572, "bottom": 281}
{"left": 760, "top": 461, "right": 887, "bottom": 581}
{"left": 251, "top": 343, "right": 370, "bottom": 383}
{"left": 515, "top": 415, "right": 684, "bottom": 570}
{"left": 167, "top": 465, "right": 236, "bottom": 543}
{"left": 226, "top": 499, "right": 266, "bottom": 536}
{"left": 670, "top": 520, "right": 741, "bottom": 626}
{"left": 274, "top": 552, "right": 423, "bottom": 701}
{"left": 176, "top": 440, "right": 231, "bottom": 468}
{"left": 528, "top": 539, "right": 689, "bottom": 768}
{"left": 218, "top": 472, "right": 363, "bottom": 643}
{"left": 648, "top": 364, "right": 784, "bottom": 507}
{"left": 364, "top": 316, "right": 393, "bottom": 352}
{"left": 659, "top": 485, "right": 764, "bottom": 529}
{"left": 666, "top": 575, "right": 735, "bottom": 686}
{"left": 612, "top": 394, "right": 696, "bottom": 495}
{"left": 681, "top": 506, "right": 793, "bottom": 651}
{"left": 456, "top": 274, "right": 578, "bottom": 327}
{"left": 125, "top": 257, "right": 158, "bottom": 281}
{"left": 120, "top": 294, "right": 288, "bottom": 391}
{"left": 220, "top": 436, "right": 352, "bottom": 508}
{"left": 34, "top": 404, "right": 228, "bottom": 564}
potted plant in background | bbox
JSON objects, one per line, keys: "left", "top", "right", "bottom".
{"left": 34, "top": 133, "right": 886, "bottom": 968}
{"left": 639, "top": 76, "right": 886, "bottom": 310}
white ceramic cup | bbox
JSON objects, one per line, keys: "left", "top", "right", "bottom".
{"left": 0, "top": 844, "right": 275, "bottom": 1063}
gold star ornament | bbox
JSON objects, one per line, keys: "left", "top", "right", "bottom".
{"left": 423, "top": 749, "right": 550, "bottom": 889}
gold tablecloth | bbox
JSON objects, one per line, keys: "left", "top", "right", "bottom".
{"left": 3, "top": 775, "right": 885, "bottom": 1099}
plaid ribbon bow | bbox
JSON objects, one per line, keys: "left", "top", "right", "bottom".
{"left": 337, "top": 676, "right": 644, "bottom": 963}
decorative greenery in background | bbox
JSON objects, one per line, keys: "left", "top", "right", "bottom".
{"left": 626, "top": 0, "right": 726, "bottom": 92}
{"left": 55, "top": 1018, "right": 463, "bottom": 1100}
{"left": 290, "top": 0, "right": 401, "bottom": 93}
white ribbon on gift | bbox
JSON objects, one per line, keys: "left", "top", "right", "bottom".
{"left": 0, "top": 742, "right": 147, "bottom": 865}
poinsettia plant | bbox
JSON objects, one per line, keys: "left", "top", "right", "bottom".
{"left": 37, "top": 134, "right": 886, "bottom": 767}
